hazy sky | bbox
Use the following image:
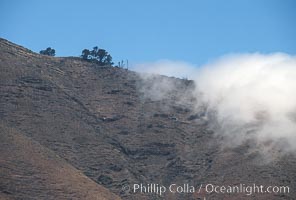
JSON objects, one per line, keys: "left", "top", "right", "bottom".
{"left": 0, "top": 0, "right": 295, "bottom": 65}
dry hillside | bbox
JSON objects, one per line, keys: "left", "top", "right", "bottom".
{"left": 0, "top": 38, "right": 295, "bottom": 199}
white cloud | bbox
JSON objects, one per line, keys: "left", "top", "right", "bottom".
{"left": 194, "top": 53, "right": 296, "bottom": 153}
{"left": 135, "top": 53, "right": 296, "bottom": 154}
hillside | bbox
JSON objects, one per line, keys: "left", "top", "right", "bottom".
{"left": 0, "top": 38, "right": 295, "bottom": 199}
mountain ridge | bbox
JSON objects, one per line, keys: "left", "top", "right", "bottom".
{"left": 0, "top": 38, "right": 296, "bottom": 200}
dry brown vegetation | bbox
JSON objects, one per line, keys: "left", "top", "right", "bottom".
{"left": 0, "top": 38, "right": 295, "bottom": 199}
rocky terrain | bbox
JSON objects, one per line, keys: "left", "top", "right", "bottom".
{"left": 0, "top": 38, "right": 295, "bottom": 199}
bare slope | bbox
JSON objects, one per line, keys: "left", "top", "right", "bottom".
{"left": 0, "top": 38, "right": 295, "bottom": 199}
{"left": 0, "top": 123, "right": 121, "bottom": 200}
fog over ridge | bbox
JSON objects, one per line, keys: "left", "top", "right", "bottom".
{"left": 134, "top": 53, "right": 296, "bottom": 155}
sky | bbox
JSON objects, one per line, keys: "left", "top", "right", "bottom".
{"left": 0, "top": 0, "right": 295, "bottom": 66}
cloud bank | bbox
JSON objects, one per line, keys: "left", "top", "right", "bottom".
{"left": 135, "top": 53, "right": 296, "bottom": 154}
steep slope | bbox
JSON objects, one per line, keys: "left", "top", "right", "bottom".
{"left": 0, "top": 123, "right": 121, "bottom": 200}
{"left": 0, "top": 38, "right": 295, "bottom": 199}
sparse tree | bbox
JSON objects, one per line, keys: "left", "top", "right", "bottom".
{"left": 40, "top": 47, "right": 55, "bottom": 56}
{"left": 97, "top": 49, "right": 107, "bottom": 63}
{"left": 81, "top": 46, "right": 113, "bottom": 66}
{"left": 105, "top": 54, "right": 113, "bottom": 65}
{"left": 90, "top": 46, "right": 99, "bottom": 59}
{"left": 81, "top": 49, "right": 90, "bottom": 60}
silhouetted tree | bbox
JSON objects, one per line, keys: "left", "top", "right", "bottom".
{"left": 81, "top": 49, "right": 91, "bottom": 60}
{"left": 40, "top": 47, "right": 55, "bottom": 56}
{"left": 91, "top": 46, "right": 99, "bottom": 58}
{"left": 81, "top": 46, "right": 113, "bottom": 66}
{"left": 105, "top": 54, "right": 112, "bottom": 65}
